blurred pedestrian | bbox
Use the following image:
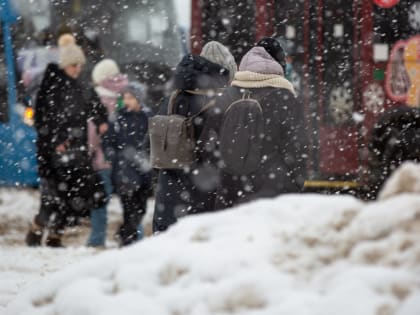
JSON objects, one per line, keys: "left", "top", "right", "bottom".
{"left": 20, "top": 32, "right": 75, "bottom": 107}
{"left": 151, "top": 44, "right": 235, "bottom": 233}
{"left": 103, "top": 82, "right": 152, "bottom": 246}
{"left": 204, "top": 38, "right": 308, "bottom": 209}
{"left": 86, "top": 59, "right": 129, "bottom": 247}
{"left": 366, "top": 105, "right": 420, "bottom": 199}
{"left": 25, "top": 44, "right": 107, "bottom": 247}
{"left": 200, "top": 41, "right": 237, "bottom": 83}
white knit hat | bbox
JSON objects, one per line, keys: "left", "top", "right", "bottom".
{"left": 200, "top": 41, "right": 237, "bottom": 82}
{"left": 58, "top": 44, "right": 86, "bottom": 69}
{"left": 92, "top": 59, "right": 121, "bottom": 84}
{"left": 57, "top": 33, "right": 76, "bottom": 47}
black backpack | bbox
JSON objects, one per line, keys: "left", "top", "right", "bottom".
{"left": 219, "top": 90, "right": 264, "bottom": 175}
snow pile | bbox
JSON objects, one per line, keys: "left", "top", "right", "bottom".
{"left": 6, "top": 189, "right": 420, "bottom": 315}
{"left": 379, "top": 162, "right": 420, "bottom": 200}
{"left": 0, "top": 247, "right": 97, "bottom": 308}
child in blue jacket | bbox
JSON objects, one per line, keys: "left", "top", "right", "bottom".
{"left": 103, "top": 82, "right": 152, "bottom": 246}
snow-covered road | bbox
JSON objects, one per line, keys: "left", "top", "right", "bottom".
{"left": 0, "top": 246, "right": 96, "bottom": 309}
{"left": 0, "top": 189, "right": 154, "bottom": 312}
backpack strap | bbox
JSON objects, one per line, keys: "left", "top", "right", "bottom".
{"left": 192, "top": 99, "right": 216, "bottom": 118}
{"left": 187, "top": 89, "right": 220, "bottom": 116}
{"left": 167, "top": 89, "right": 220, "bottom": 115}
{"left": 185, "top": 88, "right": 225, "bottom": 96}
{"left": 167, "top": 89, "right": 217, "bottom": 118}
{"left": 167, "top": 90, "right": 181, "bottom": 115}
{"left": 184, "top": 89, "right": 217, "bottom": 117}
{"left": 225, "top": 89, "right": 262, "bottom": 114}
{"left": 242, "top": 89, "right": 252, "bottom": 99}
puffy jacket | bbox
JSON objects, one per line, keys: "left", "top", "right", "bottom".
{"left": 103, "top": 107, "right": 152, "bottom": 195}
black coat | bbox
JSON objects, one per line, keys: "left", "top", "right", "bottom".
{"left": 103, "top": 108, "right": 152, "bottom": 196}
{"left": 153, "top": 55, "right": 230, "bottom": 232}
{"left": 35, "top": 64, "right": 107, "bottom": 175}
{"left": 34, "top": 63, "right": 107, "bottom": 215}
{"left": 202, "top": 86, "right": 308, "bottom": 209}
{"left": 367, "top": 105, "right": 420, "bottom": 199}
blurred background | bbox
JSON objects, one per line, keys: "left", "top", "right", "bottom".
{"left": 0, "top": 0, "right": 419, "bottom": 199}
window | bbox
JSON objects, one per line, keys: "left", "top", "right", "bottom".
{"left": 322, "top": 0, "right": 355, "bottom": 125}
{"left": 201, "top": 0, "right": 255, "bottom": 61}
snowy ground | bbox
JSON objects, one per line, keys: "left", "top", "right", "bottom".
{"left": 0, "top": 189, "right": 154, "bottom": 311}
{"left": 2, "top": 163, "right": 420, "bottom": 315}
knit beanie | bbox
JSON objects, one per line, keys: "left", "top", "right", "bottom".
{"left": 200, "top": 41, "right": 237, "bottom": 82}
{"left": 57, "top": 33, "right": 76, "bottom": 47}
{"left": 256, "top": 37, "right": 287, "bottom": 71}
{"left": 239, "top": 47, "right": 284, "bottom": 75}
{"left": 123, "top": 81, "right": 147, "bottom": 104}
{"left": 92, "top": 59, "right": 121, "bottom": 84}
{"left": 58, "top": 44, "right": 86, "bottom": 69}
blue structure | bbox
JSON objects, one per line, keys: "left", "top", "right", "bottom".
{"left": 0, "top": 0, "right": 38, "bottom": 187}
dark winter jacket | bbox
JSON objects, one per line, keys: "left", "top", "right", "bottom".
{"left": 153, "top": 54, "right": 230, "bottom": 232}
{"left": 103, "top": 107, "right": 152, "bottom": 196}
{"left": 367, "top": 105, "right": 420, "bottom": 199}
{"left": 195, "top": 47, "right": 308, "bottom": 209}
{"left": 203, "top": 85, "right": 308, "bottom": 209}
{"left": 34, "top": 63, "right": 107, "bottom": 214}
{"left": 35, "top": 63, "right": 107, "bottom": 177}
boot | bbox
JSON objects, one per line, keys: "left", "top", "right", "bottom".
{"left": 117, "top": 225, "right": 137, "bottom": 247}
{"left": 46, "top": 229, "right": 64, "bottom": 248}
{"left": 46, "top": 235, "right": 63, "bottom": 248}
{"left": 25, "top": 222, "right": 43, "bottom": 247}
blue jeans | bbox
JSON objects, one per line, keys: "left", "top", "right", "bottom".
{"left": 87, "top": 169, "right": 112, "bottom": 247}
{"left": 137, "top": 224, "right": 144, "bottom": 240}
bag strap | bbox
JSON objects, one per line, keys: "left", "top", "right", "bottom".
{"left": 242, "top": 89, "right": 252, "bottom": 100}
{"left": 224, "top": 89, "right": 262, "bottom": 114}
{"left": 185, "top": 89, "right": 219, "bottom": 117}
{"left": 167, "top": 89, "right": 219, "bottom": 116}
{"left": 185, "top": 88, "right": 225, "bottom": 96}
{"left": 191, "top": 99, "right": 216, "bottom": 118}
{"left": 167, "top": 90, "right": 181, "bottom": 115}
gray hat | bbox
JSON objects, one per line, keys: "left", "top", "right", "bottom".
{"left": 123, "top": 81, "right": 147, "bottom": 104}
{"left": 59, "top": 44, "right": 86, "bottom": 69}
{"left": 200, "top": 41, "right": 237, "bottom": 82}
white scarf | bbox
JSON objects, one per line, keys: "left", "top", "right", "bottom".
{"left": 232, "top": 71, "right": 296, "bottom": 97}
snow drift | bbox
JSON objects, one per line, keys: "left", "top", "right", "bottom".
{"left": 379, "top": 162, "right": 420, "bottom": 200}
{"left": 6, "top": 164, "right": 420, "bottom": 315}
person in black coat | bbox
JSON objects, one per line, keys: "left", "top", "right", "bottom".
{"left": 202, "top": 41, "right": 308, "bottom": 209}
{"left": 152, "top": 53, "right": 233, "bottom": 233}
{"left": 26, "top": 44, "right": 107, "bottom": 247}
{"left": 103, "top": 82, "right": 152, "bottom": 246}
{"left": 366, "top": 105, "right": 420, "bottom": 199}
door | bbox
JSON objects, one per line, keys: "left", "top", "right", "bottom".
{"left": 316, "top": 0, "right": 360, "bottom": 177}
